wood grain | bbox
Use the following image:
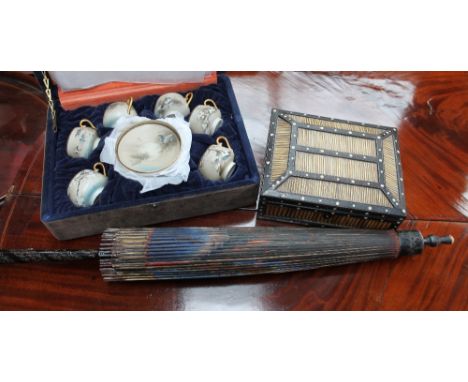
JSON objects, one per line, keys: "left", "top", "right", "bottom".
{"left": 0, "top": 71, "right": 466, "bottom": 310}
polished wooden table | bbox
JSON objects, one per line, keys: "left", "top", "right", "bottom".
{"left": 0, "top": 71, "right": 466, "bottom": 310}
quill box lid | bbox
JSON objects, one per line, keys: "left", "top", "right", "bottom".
{"left": 258, "top": 108, "right": 407, "bottom": 229}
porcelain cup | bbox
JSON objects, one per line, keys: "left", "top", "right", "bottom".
{"left": 103, "top": 97, "right": 138, "bottom": 128}
{"left": 189, "top": 99, "right": 223, "bottom": 135}
{"left": 67, "top": 162, "right": 108, "bottom": 207}
{"left": 154, "top": 92, "right": 193, "bottom": 118}
{"left": 66, "top": 119, "right": 100, "bottom": 159}
{"left": 199, "top": 136, "right": 236, "bottom": 181}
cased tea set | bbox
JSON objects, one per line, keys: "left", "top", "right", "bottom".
{"left": 66, "top": 93, "right": 236, "bottom": 207}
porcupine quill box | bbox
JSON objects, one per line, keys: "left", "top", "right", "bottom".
{"left": 37, "top": 72, "right": 259, "bottom": 240}
{"left": 258, "top": 109, "right": 407, "bottom": 229}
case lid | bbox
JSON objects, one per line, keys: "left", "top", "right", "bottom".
{"left": 260, "top": 108, "right": 407, "bottom": 220}
{"left": 40, "top": 71, "right": 217, "bottom": 110}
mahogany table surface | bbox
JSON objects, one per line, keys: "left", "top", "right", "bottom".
{"left": 0, "top": 71, "right": 466, "bottom": 310}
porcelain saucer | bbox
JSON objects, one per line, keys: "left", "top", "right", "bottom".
{"left": 116, "top": 121, "right": 182, "bottom": 174}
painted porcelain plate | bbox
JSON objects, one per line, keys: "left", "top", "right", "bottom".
{"left": 116, "top": 121, "right": 181, "bottom": 174}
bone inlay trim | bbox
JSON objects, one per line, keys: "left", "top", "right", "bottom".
{"left": 297, "top": 129, "right": 376, "bottom": 156}
{"left": 278, "top": 177, "right": 392, "bottom": 207}
{"left": 295, "top": 152, "right": 378, "bottom": 182}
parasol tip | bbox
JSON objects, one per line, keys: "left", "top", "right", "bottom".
{"left": 423, "top": 234, "right": 455, "bottom": 247}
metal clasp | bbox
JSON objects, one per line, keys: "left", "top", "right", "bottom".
{"left": 41, "top": 71, "right": 57, "bottom": 133}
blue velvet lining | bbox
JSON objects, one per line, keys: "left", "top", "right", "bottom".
{"left": 43, "top": 75, "right": 258, "bottom": 219}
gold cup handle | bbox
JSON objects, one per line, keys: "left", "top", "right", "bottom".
{"left": 216, "top": 136, "right": 231, "bottom": 150}
{"left": 79, "top": 119, "right": 97, "bottom": 130}
{"left": 204, "top": 99, "right": 218, "bottom": 109}
{"left": 93, "top": 162, "right": 107, "bottom": 177}
{"left": 185, "top": 92, "right": 194, "bottom": 106}
{"left": 127, "top": 97, "right": 134, "bottom": 114}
